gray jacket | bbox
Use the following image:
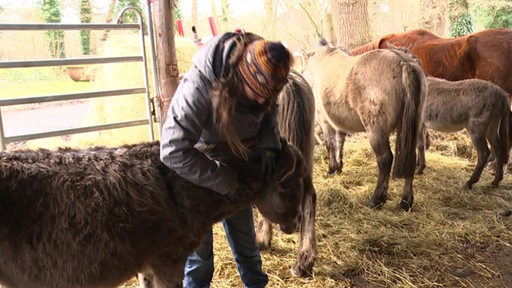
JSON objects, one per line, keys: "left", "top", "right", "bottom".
{"left": 160, "top": 33, "right": 281, "bottom": 194}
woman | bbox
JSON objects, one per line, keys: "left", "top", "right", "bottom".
{"left": 160, "top": 31, "right": 293, "bottom": 288}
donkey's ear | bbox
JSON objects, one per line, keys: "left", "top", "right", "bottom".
{"left": 319, "top": 38, "right": 329, "bottom": 47}
{"left": 275, "top": 141, "right": 309, "bottom": 183}
{"left": 274, "top": 139, "right": 294, "bottom": 180}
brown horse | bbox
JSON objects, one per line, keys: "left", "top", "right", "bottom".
{"left": 417, "top": 77, "right": 510, "bottom": 188}
{"left": 350, "top": 28, "right": 512, "bottom": 100}
{"left": 302, "top": 46, "right": 427, "bottom": 211}
{"left": 255, "top": 69, "right": 317, "bottom": 277}
{"left": 351, "top": 28, "right": 512, "bottom": 149}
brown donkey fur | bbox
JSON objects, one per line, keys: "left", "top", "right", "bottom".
{"left": 0, "top": 141, "right": 312, "bottom": 288}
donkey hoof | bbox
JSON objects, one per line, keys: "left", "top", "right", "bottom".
{"left": 369, "top": 196, "right": 386, "bottom": 209}
{"left": 290, "top": 266, "right": 310, "bottom": 278}
{"left": 291, "top": 262, "right": 313, "bottom": 278}
{"left": 464, "top": 182, "right": 473, "bottom": 189}
{"left": 257, "top": 241, "right": 270, "bottom": 251}
{"left": 399, "top": 199, "right": 413, "bottom": 211}
{"left": 327, "top": 167, "right": 342, "bottom": 175}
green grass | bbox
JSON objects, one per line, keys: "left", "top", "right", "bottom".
{"left": 0, "top": 35, "right": 198, "bottom": 149}
{"left": 0, "top": 67, "right": 95, "bottom": 99}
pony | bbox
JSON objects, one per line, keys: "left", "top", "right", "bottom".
{"left": 0, "top": 140, "right": 312, "bottom": 288}
{"left": 255, "top": 69, "right": 317, "bottom": 277}
{"left": 417, "top": 77, "right": 510, "bottom": 188}
{"left": 302, "top": 45, "right": 427, "bottom": 211}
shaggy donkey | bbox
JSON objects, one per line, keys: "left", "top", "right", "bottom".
{"left": 255, "top": 69, "right": 317, "bottom": 277}
{"left": 0, "top": 140, "right": 311, "bottom": 288}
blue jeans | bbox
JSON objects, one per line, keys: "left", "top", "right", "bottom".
{"left": 183, "top": 206, "right": 269, "bottom": 288}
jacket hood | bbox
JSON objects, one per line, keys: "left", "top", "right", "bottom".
{"left": 191, "top": 32, "right": 241, "bottom": 83}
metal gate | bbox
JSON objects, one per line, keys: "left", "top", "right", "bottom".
{"left": 0, "top": 7, "right": 157, "bottom": 150}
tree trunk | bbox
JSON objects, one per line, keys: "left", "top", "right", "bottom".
{"left": 100, "top": 0, "right": 116, "bottom": 41}
{"left": 263, "top": 0, "right": 277, "bottom": 39}
{"left": 324, "top": 12, "right": 337, "bottom": 45}
{"left": 152, "top": 0, "right": 180, "bottom": 127}
{"left": 191, "top": 0, "right": 197, "bottom": 28}
{"left": 420, "top": 0, "right": 447, "bottom": 36}
{"left": 329, "top": 0, "right": 371, "bottom": 49}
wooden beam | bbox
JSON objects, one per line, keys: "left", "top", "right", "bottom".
{"left": 152, "top": 0, "right": 180, "bottom": 129}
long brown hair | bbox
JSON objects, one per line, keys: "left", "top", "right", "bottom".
{"left": 211, "top": 32, "right": 264, "bottom": 159}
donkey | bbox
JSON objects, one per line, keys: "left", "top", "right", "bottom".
{"left": 386, "top": 44, "right": 510, "bottom": 188}
{"left": 302, "top": 45, "right": 427, "bottom": 211}
{"left": 0, "top": 140, "right": 312, "bottom": 288}
{"left": 417, "top": 77, "right": 510, "bottom": 188}
{"left": 255, "top": 69, "right": 317, "bottom": 277}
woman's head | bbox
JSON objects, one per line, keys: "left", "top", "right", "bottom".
{"left": 238, "top": 40, "right": 292, "bottom": 105}
{"left": 212, "top": 32, "right": 293, "bottom": 159}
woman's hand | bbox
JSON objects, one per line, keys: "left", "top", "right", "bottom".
{"left": 258, "top": 149, "right": 279, "bottom": 182}
{"left": 226, "top": 173, "right": 260, "bottom": 203}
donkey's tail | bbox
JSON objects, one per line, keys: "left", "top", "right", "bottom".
{"left": 393, "top": 62, "right": 426, "bottom": 178}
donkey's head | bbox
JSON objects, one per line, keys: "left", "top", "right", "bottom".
{"left": 253, "top": 140, "right": 309, "bottom": 234}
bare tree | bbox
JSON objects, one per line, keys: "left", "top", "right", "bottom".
{"left": 420, "top": 0, "right": 447, "bottom": 35}
{"left": 191, "top": 0, "right": 197, "bottom": 28}
{"left": 263, "top": 0, "right": 277, "bottom": 39}
{"left": 100, "top": 0, "right": 116, "bottom": 41}
{"left": 291, "top": 0, "right": 331, "bottom": 50}
{"left": 329, "top": 0, "right": 371, "bottom": 49}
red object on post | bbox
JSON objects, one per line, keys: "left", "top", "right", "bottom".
{"left": 176, "top": 19, "right": 184, "bottom": 36}
{"left": 208, "top": 17, "right": 218, "bottom": 36}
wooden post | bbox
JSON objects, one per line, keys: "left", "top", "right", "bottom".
{"left": 151, "top": 0, "right": 180, "bottom": 130}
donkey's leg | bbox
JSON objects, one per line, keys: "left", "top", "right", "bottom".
{"left": 368, "top": 132, "right": 393, "bottom": 208}
{"left": 466, "top": 129, "right": 491, "bottom": 189}
{"left": 487, "top": 129, "right": 505, "bottom": 187}
{"left": 255, "top": 212, "right": 273, "bottom": 250}
{"left": 291, "top": 177, "right": 317, "bottom": 277}
{"left": 147, "top": 255, "right": 188, "bottom": 288}
{"left": 322, "top": 122, "right": 344, "bottom": 174}
{"left": 138, "top": 272, "right": 155, "bottom": 288}
{"left": 335, "top": 130, "right": 347, "bottom": 172}
{"left": 400, "top": 177, "right": 414, "bottom": 211}
{"left": 416, "top": 124, "right": 427, "bottom": 174}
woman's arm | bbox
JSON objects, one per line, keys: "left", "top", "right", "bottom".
{"left": 160, "top": 72, "right": 238, "bottom": 194}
